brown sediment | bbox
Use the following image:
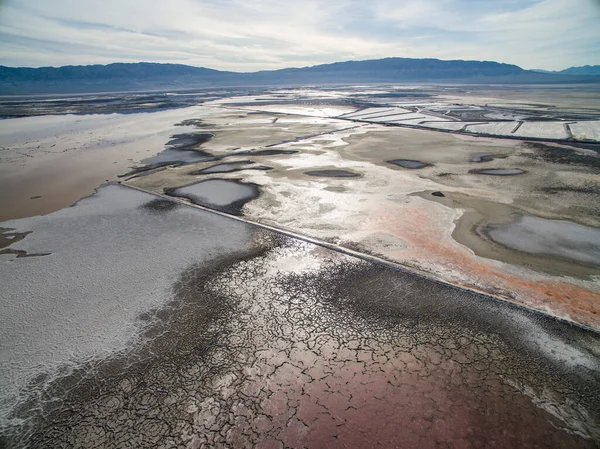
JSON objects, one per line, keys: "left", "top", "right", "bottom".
{"left": 0, "top": 149, "right": 137, "bottom": 222}
{"left": 0, "top": 228, "right": 50, "bottom": 258}
{"left": 0, "top": 248, "right": 50, "bottom": 258}
{"left": 0, "top": 112, "right": 224, "bottom": 222}
{"left": 0, "top": 228, "right": 51, "bottom": 258}
{"left": 0, "top": 130, "right": 177, "bottom": 222}
{"left": 0, "top": 228, "right": 31, "bottom": 249}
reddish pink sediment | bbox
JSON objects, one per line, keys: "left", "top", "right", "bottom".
{"left": 233, "top": 347, "right": 593, "bottom": 448}
{"left": 365, "top": 203, "right": 600, "bottom": 329}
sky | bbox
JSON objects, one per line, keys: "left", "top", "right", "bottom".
{"left": 0, "top": 0, "right": 599, "bottom": 71}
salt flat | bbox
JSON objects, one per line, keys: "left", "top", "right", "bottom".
{"left": 1, "top": 84, "right": 600, "bottom": 447}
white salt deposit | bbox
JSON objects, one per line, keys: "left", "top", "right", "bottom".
{"left": 513, "top": 122, "right": 569, "bottom": 140}
{"left": 570, "top": 121, "right": 600, "bottom": 141}
{"left": 464, "top": 122, "right": 519, "bottom": 135}
{"left": 0, "top": 184, "right": 253, "bottom": 432}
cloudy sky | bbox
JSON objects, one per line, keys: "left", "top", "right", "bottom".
{"left": 0, "top": 0, "right": 598, "bottom": 71}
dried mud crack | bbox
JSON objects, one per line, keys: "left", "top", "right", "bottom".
{"left": 6, "top": 229, "right": 599, "bottom": 449}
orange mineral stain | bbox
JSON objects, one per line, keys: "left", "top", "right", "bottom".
{"left": 366, "top": 201, "right": 600, "bottom": 329}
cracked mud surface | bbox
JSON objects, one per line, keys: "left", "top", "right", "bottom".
{"left": 2, "top": 188, "right": 599, "bottom": 448}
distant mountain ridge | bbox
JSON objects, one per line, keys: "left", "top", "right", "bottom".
{"left": 0, "top": 63, "right": 224, "bottom": 82}
{"left": 557, "top": 65, "right": 600, "bottom": 75}
{"left": 1, "top": 58, "right": 599, "bottom": 94}
{"left": 533, "top": 65, "right": 600, "bottom": 76}
{"left": 262, "top": 58, "right": 524, "bottom": 77}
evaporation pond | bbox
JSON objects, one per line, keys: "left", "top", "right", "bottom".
{"left": 469, "top": 153, "right": 495, "bottom": 163}
{"left": 388, "top": 159, "right": 430, "bottom": 169}
{"left": 142, "top": 148, "right": 213, "bottom": 166}
{"left": 196, "top": 161, "right": 252, "bottom": 174}
{"left": 473, "top": 168, "right": 525, "bottom": 175}
{"left": 486, "top": 215, "right": 600, "bottom": 267}
{"left": 172, "top": 179, "right": 258, "bottom": 206}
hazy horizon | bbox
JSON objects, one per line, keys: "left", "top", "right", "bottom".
{"left": 1, "top": 0, "right": 599, "bottom": 72}
{"left": 2, "top": 57, "right": 599, "bottom": 73}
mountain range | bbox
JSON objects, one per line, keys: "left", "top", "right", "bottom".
{"left": 533, "top": 65, "right": 600, "bottom": 76}
{"left": 1, "top": 58, "right": 599, "bottom": 94}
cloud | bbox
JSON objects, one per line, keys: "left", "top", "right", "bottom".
{"left": 0, "top": 0, "right": 598, "bottom": 70}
